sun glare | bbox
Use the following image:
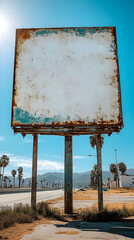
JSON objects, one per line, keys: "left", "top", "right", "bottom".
{"left": 0, "top": 15, "right": 8, "bottom": 34}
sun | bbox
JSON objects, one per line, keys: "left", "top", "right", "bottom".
{"left": 0, "top": 15, "right": 9, "bottom": 34}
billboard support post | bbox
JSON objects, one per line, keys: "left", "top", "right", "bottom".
{"left": 64, "top": 136, "right": 73, "bottom": 214}
{"left": 31, "top": 134, "right": 38, "bottom": 210}
{"left": 96, "top": 134, "right": 103, "bottom": 211}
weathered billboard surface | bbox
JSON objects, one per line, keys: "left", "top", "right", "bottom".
{"left": 12, "top": 27, "right": 123, "bottom": 135}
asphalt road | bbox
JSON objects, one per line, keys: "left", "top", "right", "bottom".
{"left": 0, "top": 189, "right": 63, "bottom": 208}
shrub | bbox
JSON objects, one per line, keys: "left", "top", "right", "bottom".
{"left": 37, "top": 201, "right": 63, "bottom": 220}
{"left": 79, "top": 205, "right": 134, "bottom": 222}
{"left": 0, "top": 202, "right": 63, "bottom": 230}
{"left": 0, "top": 206, "right": 15, "bottom": 230}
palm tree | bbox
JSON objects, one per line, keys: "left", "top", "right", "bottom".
{"left": 109, "top": 163, "right": 118, "bottom": 181}
{"left": 89, "top": 135, "right": 104, "bottom": 149}
{"left": 3, "top": 176, "right": 9, "bottom": 188}
{"left": 11, "top": 169, "right": 17, "bottom": 188}
{"left": 43, "top": 178, "right": 45, "bottom": 188}
{"left": 9, "top": 179, "right": 11, "bottom": 187}
{"left": 29, "top": 180, "right": 31, "bottom": 187}
{"left": 22, "top": 179, "right": 25, "bottom": 187}
{"left": 40, "top": 180, "right": 43, "bottom": 188}
{"left": 17, "top": 167, "right": 23, "bottom": 188}
{"left": 118, "top": 162, "right": 127, "bottom": 175}
{"left": 93, "top": 164, "right": 97, "bottom": 172}
{"left": 1, "top": 155, "right": 10, "bottom": 187}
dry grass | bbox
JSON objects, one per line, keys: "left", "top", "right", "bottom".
{"left": 93, "top": 202, "right": 134, "bottom": 210}
{"left": 103, "top": 188, "right": 134, "bottom": 196}
{"left": 73, "top": 189, "right": 97, "bottom": 200}
{"left": 0, "top": 202, "right": 64, "bottom": 231}
{"left": 78, "top": 204, "right": 134, "bottom": 222}
{"left": 48, "top": 188, "right": 134, "bottom": 206}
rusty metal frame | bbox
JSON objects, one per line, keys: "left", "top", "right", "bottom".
{"left": 11, "top": 27, "right": 123, "bottom": 136}
{"left": 12, "top": 124, "right": 122, "bottom": 136}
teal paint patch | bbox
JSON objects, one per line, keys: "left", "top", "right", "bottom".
{"left": 88, "top": 29, "right": 96, "bottom": 34}
{"left": 14, "top": 108, "right": 69, "bottom": 125}
{"left": 74, "top": 28, "right": 87, "bottom": 37}
{"left": 66, "top": 115, "right": 70, "bottom": 121}
{"left": 97, "top": 27, "right": 110, "bottom": 33}
{"left": 62, "top": 28, "right": 70, "bottom": 33}
{"left": 31, "top": 27, "right": 111, "bottom": 39}
{"left": 14, "top": 108, "right": 41, "bottom": 124}
{"left": 35, "top": 29, "right": 58, "bottom": 37}
{"left": 110, "top": 42, "right": 115, "bottom": 52}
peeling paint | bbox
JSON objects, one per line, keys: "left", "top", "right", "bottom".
{"left": 12, "top": 27, "right": 123, "bottom": 134}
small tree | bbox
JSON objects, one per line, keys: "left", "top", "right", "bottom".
{"left": 11, "top": 169, "right": 17, "bottom": 188}
{"left": 109, "top": 164, "right": 118, "bottom": 181}
{"left": 17, "top": 167, "right": 23, "bottom": 188}
{"left": 118, "top": 162, "right": 127, "bottom": 175}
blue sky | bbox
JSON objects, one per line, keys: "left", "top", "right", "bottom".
{"left": 0, "top": 0, "right": 134, "bottom": 178}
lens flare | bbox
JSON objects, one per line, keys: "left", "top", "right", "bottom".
{"left": 0, "top": 15, "right": 8, "bottom": 34}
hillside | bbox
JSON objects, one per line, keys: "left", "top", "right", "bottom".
{"left": 7, "top": 169, "right": 134, "bottom": 188}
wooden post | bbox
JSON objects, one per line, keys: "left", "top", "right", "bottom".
{"left": 96, "top": 134, "right": 103, "bottom": 211}
{"left": 31, "top": 134, "right": 38, "bottom": 210}
{"left": 64, "top": 136, "right": 73, "bottom": 214}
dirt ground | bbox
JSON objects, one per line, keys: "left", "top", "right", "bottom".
{"left": 48, "top": 188, "right": 134, "bottom": 210}
{"left": 0, "top": 188, "right": 134, "bottom": 240}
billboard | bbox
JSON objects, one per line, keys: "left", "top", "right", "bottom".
{"left": 11, "top": 27, "right": 123, "bottom": 135}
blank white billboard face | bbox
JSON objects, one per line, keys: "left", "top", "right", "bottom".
{"left": 12, "top": 27, "right": 123, "bottom": 135}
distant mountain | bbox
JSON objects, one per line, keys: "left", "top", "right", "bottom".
{"left": 7, "top": 169, "right": 134, "bottom": 188}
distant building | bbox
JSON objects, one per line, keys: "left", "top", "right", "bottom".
{"left": 109, "top": 179, "right": 119, "bottom": 189}
{"left": 120, "top": 174, "right": 134, "bottom": 188}
{"left": 103, "top": 179, "right": 119, "bottom": 189}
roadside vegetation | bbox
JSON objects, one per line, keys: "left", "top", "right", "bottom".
{"left": 0, "top": 202, "right": 63, "bottom": 231}
{"left": 0, "top": 200, "right": 134, "bottom": 231}
{"left": 78, "top": 205, "right": 134, "bottom": 222}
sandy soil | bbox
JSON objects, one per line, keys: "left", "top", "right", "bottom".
{"left": 0, "top": 218, "right": 53, "bottom": 240}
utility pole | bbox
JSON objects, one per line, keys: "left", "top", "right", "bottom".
{"left": 96, "top": 134, "right": 103, "bottom": 211}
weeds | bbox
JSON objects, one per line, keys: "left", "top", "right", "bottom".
{"left": 0, "top": 202, "right": 63, "bottom": 231}
{"left": 78, "top": 205, "right": 134, "bottom": 222}
{"left": 0, "top": 202, "right": 134, "bottom": 231}
{"left": 37, "top": 201, "right": 63, "bottom": 220}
